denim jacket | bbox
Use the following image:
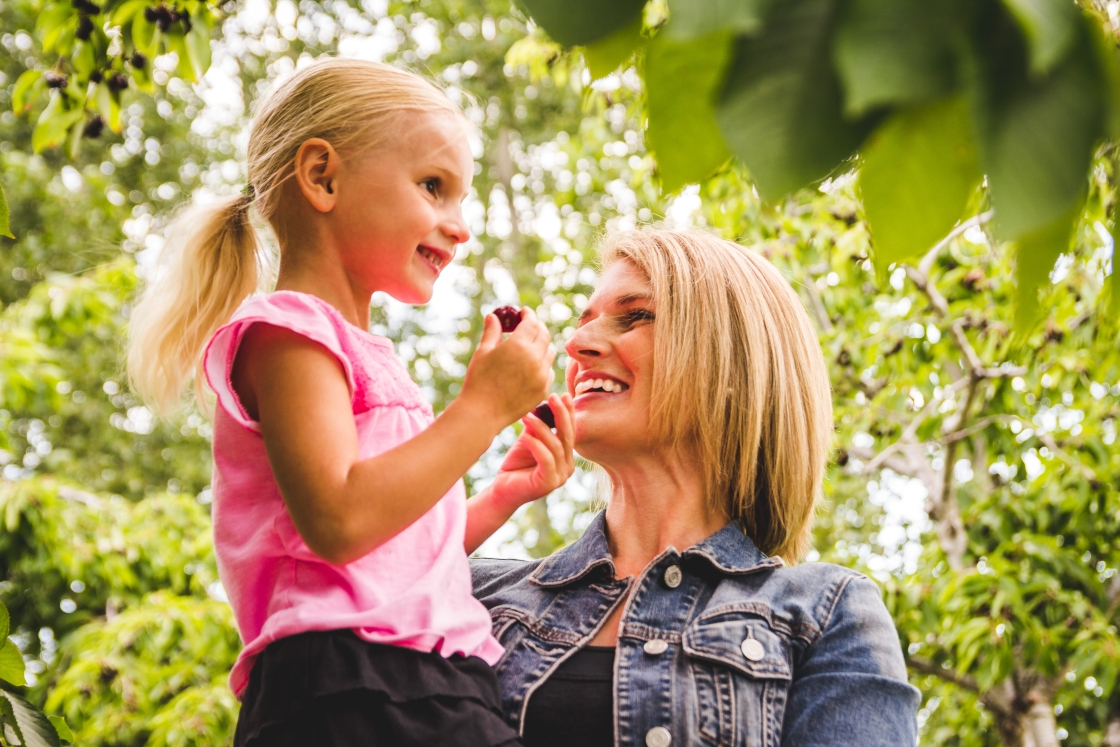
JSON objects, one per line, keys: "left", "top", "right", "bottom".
{"left": 471, "top": 512, "right": 919, "bottom": 747}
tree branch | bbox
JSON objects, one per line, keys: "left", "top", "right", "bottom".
{"left": 907, "top": 656, "right": 980, "bottom": 692}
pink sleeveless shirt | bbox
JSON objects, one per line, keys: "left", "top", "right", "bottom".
{"left": 203, "top": 291, "right": 503, "bottom": 698}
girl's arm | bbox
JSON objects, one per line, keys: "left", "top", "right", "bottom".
{"left": 233, "top": 311, "right": 554, "bottom": 566}
{"left": 463, "top": 392, "right": 576, "bottom": 555}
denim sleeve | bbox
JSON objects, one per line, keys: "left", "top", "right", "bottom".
{"left": 780, "top": 574, "right": 920, "bottom": 747}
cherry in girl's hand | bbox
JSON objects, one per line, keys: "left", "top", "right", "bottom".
{"left": 493, "top": 306, "right": 522, "bottom": 333}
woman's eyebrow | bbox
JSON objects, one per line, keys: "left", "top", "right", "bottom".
{"left": 577, "top": 292, "right": 652, "bottom": 323}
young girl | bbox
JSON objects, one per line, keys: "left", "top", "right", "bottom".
{"left": 127, "top": 58, "right": 575, "bottom": 747}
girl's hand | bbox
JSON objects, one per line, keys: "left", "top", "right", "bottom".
{"left": 459, "top": 308, "right": 555, "bottom": 429}
{"left": 490, "top": 393, "right": 576, "bottom": 512}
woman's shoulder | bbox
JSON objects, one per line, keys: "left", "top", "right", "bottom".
{"left": 469, "top": 557, "right": 544, "bottom": 599}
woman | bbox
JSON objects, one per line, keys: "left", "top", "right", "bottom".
{"left": 472, "top": 228, "right": 919, "bottom": 746}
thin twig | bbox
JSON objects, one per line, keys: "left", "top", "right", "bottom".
{"left": 907, "top": 656, "right": 980, "bottom": 692}
{"left": 917, "top": 211, "right": 995, "bottom": 277}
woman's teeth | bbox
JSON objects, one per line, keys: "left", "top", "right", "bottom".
{"left": 418, "top": 247, "right": 443, "bottom": 269}
{"left": 575, "top": 378, "right": 628, "bottom": 395}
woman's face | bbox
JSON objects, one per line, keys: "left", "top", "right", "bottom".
{"left": 564, "top": 260, "right": 657, "bottom": 463}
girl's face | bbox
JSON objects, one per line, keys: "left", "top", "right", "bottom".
{"left": 332, "top": 110, "right": 474, "bottom": 304}
{"left": 564, "top": 260, "right": 657, "bottom": 463}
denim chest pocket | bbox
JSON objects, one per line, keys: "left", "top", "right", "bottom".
{"left": 683, "top": 614, "right": 792, "bottom": 747}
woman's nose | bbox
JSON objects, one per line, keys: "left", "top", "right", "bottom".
{"left": 565, "top": 320, "right": 608, "bottom": 361}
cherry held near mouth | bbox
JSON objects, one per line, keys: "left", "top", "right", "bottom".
{"left": 531, "top": 402, "right": 555, "bottom": 429}
{"left": 493, "top": 306, "right": 522, "bottom": 333}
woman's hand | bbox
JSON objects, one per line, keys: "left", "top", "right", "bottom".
{"left": 463, "top": 393, "right": 576, "bottom": 554}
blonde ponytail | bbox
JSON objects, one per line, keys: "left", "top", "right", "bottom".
{"left": 128, "top": 193, "right": 264, "bottom": 414}
{"left": 127, "top": 57, "right": 465, "bottom": 414}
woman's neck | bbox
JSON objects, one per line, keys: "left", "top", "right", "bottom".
{"left": 601, "top": 455, "right": 727, "bottom": 580}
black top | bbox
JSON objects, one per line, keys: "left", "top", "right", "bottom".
{"left": 522, "top": 646, "right": 615, "bottom": 747}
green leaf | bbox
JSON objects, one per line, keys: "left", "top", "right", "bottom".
{"left": 715, "top": 0, "right": 879, "bottom": 200}
{"left": 132, "top": 14, "right": 160, "bottom": 59}
{"left": 972, "top": 8, "right": 1104, "bottom": 241}
{"left": 860, "top": 97, "right": 982, "bottom": 274}
{"left": 111, "top": 0, "right": 147, "bottom": 25}
{"left": 0, "top": 602, "right": 8, "bottom": 641}
{"left": 514, "top": 0, "right": 646, "bottom": 47}
{"left": 1000, "top": 0, "right": 1079, "bottom": 75}
{"left": 0, "top": 691, "right": 61, "bottom": 747}
{"left": 11, "top": 70, "right": 43, "bottom": 115}
{"left": 582, "top": 14, "right": 642, "bottom": 81}
{"left": 664, "top": 0, "right": 773, "bottom": 39}
{"left": 1110, "top": 216, "right": 1120, "bottom": 315}
{"left": 645, "top": 29, "right": 735, "bottom": 193}
{"left": 1014, "top": 204, "right": 1078, "bottom": 329}
{"left": 185, "top": 23, "right": 213, "bottom": 82}
{"left": 48, "top": 716, "right": 73, "bottom": 744}
{"left": 32, "top": 94, "right": 85, "bottom": 153}
{"left": 0, "top": 185, "right": 10, "bottom": 240}
{"left": 0, "top": 639, "right": 26, "bottom": 687}
{"left": 833, "top": 0, "right": 962, "bottom": 115}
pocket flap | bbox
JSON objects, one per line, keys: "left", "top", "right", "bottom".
{"left": 683, "top": 615, "right": 791, "bottom": 680}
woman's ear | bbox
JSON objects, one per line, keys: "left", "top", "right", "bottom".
{"left": 293, "top": 138, "right": 341, "bottom": 213}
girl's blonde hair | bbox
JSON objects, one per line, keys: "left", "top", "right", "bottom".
{"left": 128, "top": 58, "right": 464, "bottom": 412}
{"left": 600, "top": 228, "right": 832, "bottom": 563}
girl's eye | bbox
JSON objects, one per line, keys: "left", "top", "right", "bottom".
{"left": 421, "top": 178, "right": 440, "bottom": 196}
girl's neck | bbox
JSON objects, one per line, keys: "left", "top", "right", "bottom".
{"left": 274, "top": 232, "right": 372, "bottom": 331}
{"left": 601, "top": 455, "right": 727, "bottom": 580}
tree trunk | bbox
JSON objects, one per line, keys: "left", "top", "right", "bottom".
{"left": 983, "top": 673, "right": 1061, "bottom": 747}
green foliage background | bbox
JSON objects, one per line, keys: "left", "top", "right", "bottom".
{"left": 0, "top": 0, "right": 1119, "bottom": 745}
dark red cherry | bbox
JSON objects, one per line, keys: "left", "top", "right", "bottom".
{"left": 493, "top": 306, "right": 522, "bottom": 333}
{"left": 531, "top": 402, "right": 555, "bottom": 429}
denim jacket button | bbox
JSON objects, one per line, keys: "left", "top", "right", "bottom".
{"left": 646, "top": 726, "right": 672, "bottom": 747}
{"left": 663, "top": 565, "right": 683, "bottom": 588}
{"left": 643, "top": 639, "right": 669, "bottom": 655}
{"left": 741, "top": 637, "right": 766, "bottom": 661}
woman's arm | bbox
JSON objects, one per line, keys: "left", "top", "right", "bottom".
{"left": 463, "top": 392, "right": 576, "bottom": 554}
{"left": 781, "top": 575, "right": 920, "bottom": 746}
{"left": 234, "top": 312, "right": 553, "bottom": 566}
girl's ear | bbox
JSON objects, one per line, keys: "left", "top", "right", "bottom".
{"left": 293, "top": 138, "right": 341, "bottom": 213}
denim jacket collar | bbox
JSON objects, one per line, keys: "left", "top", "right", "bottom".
{"left": 529, "top": 511, "right": 779, "bottom": 588}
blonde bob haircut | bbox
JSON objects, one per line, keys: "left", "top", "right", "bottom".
{"left": 128, "top": 58, "right": 465, "bottom": 413}
{"left": 599, "top": 228, "right": 832, "bottom": 564}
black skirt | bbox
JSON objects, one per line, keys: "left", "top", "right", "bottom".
{"left": 233, "top": 630, "right": 521, "bottom": 747}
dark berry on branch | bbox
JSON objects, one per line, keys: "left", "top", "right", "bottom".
{"left": 531, "top": 402, "right": 555, "bottom": 429}
{"left": 89, "top": 70, "right": 103, "bottom": 83}
{"left": 156, "top": 16, "right": 171, "bottom": 31}
{"left": 44, "top": 72, "right": 68, "bottom": 88}
{"left": 107, "top": 72, "right": 129, "bottom": 92}
{"left": 83, "top": 114, "right": 105, "bottom": 139}
{"left": 77, "top": 0, "right": 101, "bottom": 14}
{"left": 493, "top": 306, "right": 522, "bottom": 333}
{"left": 143, "top": 5, "right": 159, "bottom": 21}
{"left": 76, "top": 14, "right": 95, "bottom": 40}
{"left": 130, "top": 52, "right": 147, "bottom": 69}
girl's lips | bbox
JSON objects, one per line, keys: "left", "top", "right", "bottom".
{"left": 416, "top": 247, "right": 444, "bottom": 276}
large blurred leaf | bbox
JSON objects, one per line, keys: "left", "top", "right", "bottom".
{"left": 860, "top": 97, "right": 982, "bottom": 274}
{"left": 664, "top": 0, "right": 773, "bottom": 38}
{"left": 1014, "top": 205, "right": 1078, "bottom": 328}
{"left": 715, "top": 0, "right": 879, "bottom": 200}
{"left": 645, "top": 29, "right": 735, "bottom": 193}
{"left": 1000, "top": 0, "right": 1079, "bottom": 74}
{"left": 583, "top": 14, "right": 643, "bottom": 81}
{"left": 514, "top": 0, "right": 646, "bottom": 46}
{"left": 0, "top": 691, "right": 60, "bottom": 747}
{"left": 0, "top": 184, "right": 11, "bottom": 239}
{"left": 833, "top": 0, "right": 963, "bottom": 115}
{"left": 972, "top": 7, "right": 1105, "bottom": 241}
{"left": 0, "top": 639, "right": 25, "bottom": 687}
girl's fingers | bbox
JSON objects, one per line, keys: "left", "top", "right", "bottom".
{"left": 478, "top": 314, "right": 501, "bottom": 354}
{"left": 552, "top": 392, "right": 576, "bottom": 456}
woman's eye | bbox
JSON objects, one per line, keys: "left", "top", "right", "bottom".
{"left": 619, "top": 309, "right": 655, "bottom": 327}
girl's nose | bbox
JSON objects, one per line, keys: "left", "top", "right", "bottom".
{"left": 441, "top": 205, "right": 470, "bottom": 245}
